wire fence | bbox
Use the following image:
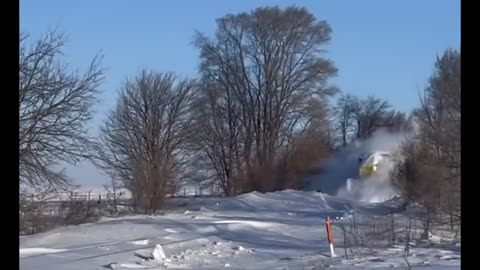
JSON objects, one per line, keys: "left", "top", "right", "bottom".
{"left": 25, "top": 185, "right": 224, "bottom": 203}
{"left": 332, "top": 209, "right": 460, "bottom": 260}
{"left": 19, "top": 186, "right": 225, "bottom": 235}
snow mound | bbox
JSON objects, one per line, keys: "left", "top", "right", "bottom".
{"left": 20, "top": 248, "right": 68, "bottom": 257}
{"left": 130, "top": 239, "right": 150, "bottom": 245}
{"left": 152, "top": 244, "right": 166, "bottom": 261}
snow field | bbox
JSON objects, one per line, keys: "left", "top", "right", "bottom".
{"left": 20, "top": 190, "right": 460, "bottom": 269}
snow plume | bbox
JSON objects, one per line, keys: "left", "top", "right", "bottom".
{"left": 305, "top": 127, "right": 416, "bottom": 203}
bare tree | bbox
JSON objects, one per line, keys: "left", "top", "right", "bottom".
{"left": 417, "top": 49, "right": 460, "bottom": 228}
{"left": 333, "top": 94, "right": 360, "bottom": 147}
{"left": 19, "top": 30, "right": 104, "bottom": 191}
{"left": 275, "top": 131, "right": 332, "bottom": 190}
{"left": 417, "top": 49, "right": 460, "bottom": 173}
{"left": 333, "top": 94, "right": 408, "bottom": 147}
{"left": 189, "top": 81, "right": 242, "bottom": 196}
{"left": 193, "top": 6, "right": 338, "bottom": 195}
{"left": 353, "top": 96, "right": 393, "bottom": 139}
{"left": 384, "top": 111, "right": 408, "bottom": 132}
{"left": 391, "top": 49, "right": 460, "bottom": 232}
{"left": 275, "top": 99, "right": 333, "bottom": 190}
{"left": 95, "top": 71, "right": 195, "bottom": 212}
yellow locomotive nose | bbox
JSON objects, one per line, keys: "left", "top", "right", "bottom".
{"left": 359, "top": 164, "right": 378, "bottom": 177}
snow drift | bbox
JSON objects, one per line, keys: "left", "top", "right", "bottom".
{"left": 20, "top": 189, "right": 459, "bottom": 270}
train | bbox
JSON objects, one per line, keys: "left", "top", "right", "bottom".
{"left": 358, "top": 151, "right": 392, "bottom": 178}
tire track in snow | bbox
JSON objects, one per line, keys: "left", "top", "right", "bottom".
{"left": 22, "top": 235, "right": 212, "bottom": 267}
{"left": 20, "top": 235, "right": 168, "bottom": 258}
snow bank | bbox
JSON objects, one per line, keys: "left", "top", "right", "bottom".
{"left": 20, "top": 189, "right": 459, "bottom": 270}
{"left": 20, "top": 247, "right": 68, "bottom": 257}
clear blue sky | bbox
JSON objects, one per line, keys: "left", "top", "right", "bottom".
{"left": 20, "top": 0, "right": 460, "bottom": 187}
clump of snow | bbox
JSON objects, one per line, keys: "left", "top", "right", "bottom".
{"left": 232, "top": 245, "right": 244, "bottom": 251}
{"left": 214, "top": 220, "right": 275, "bottom": 229}
{"left": 116, "top": 263, "right": 148, "bottom": 269}
{"left": 130, "top": 239, "right": 150, "bottom": 245}
{"left": 103, "top": 262, "right": 117, "bottom": 269}
{"left": 439, "top": 255, "right": 461, "bottom": 261}
{"left": 152, "top": 244, "right": 166, "bottom": 261}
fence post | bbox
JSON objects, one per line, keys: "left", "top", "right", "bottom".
{"left": 391, "top": 214, "right": 396, "bottom": 246}
{"left": 326, "top": 216, "right": 336, "bottom": 258}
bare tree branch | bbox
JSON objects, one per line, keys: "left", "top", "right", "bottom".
{"left": 19, "top": 30, "right": 104, "bottom": 190}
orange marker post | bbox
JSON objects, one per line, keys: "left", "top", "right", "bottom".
{"left": 325, "top": 216, "right": 336, "bottom": 257}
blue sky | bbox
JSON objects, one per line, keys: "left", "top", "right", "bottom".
{"left": 20, "top": 0, "right": 460, "bottom": 187}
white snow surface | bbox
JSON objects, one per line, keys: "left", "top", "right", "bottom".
{"left": 20, "top": 190, "right": 460, "bottom": 269}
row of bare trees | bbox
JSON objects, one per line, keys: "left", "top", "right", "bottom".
{"left": 19, "top": 6, "right": 460, "bottom": 217}
{"left": 333, "top": 94, "right": 409, "bottom": 148}
{"left": 20, "top": 7, "right": 338, "bottom": 213}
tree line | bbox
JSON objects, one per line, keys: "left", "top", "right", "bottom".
{"left": 19, "top": 6, "right": 460, "bottom": 216}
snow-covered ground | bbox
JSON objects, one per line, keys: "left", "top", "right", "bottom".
{"left": 20, "top": 190, "right": 460, "bottom": 269}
